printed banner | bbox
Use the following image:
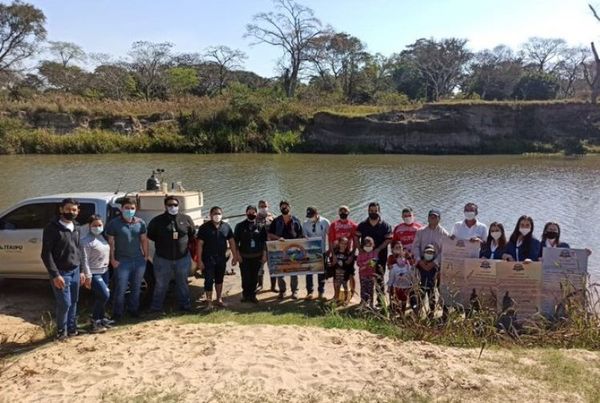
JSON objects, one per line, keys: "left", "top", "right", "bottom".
{"left": 266, "top": 237, "right": 325, "bottom": 277}
{"left": 540, "top": 247, "right": 588, "bottom": 317}
{"left": 463, "top": 258, "right": 499, "bottom": 309}
{"left": 440, "top": 238, "right": 480, "bottom": 306}
{"left": 496, "top": 261, "right": 542, "bottom": 318}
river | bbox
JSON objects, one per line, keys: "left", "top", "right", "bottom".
{"left": 1, "top": 153, "right": 599, "bottom": 278}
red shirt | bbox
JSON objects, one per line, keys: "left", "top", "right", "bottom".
{"left": 328, "top": 219, "right": 358, "bottom": 250}
{"left": 392, "top": 222, "right": 423, "bottom": 251}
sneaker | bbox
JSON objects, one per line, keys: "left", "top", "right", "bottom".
{"left": 250, "top": 297, "right": 259, "bottom": 304}
{"left": 101, "top": 318, "right": 116, "bottom": 328}
{"left": 278, "top": 292, "right": 285, "bottom": 300}
{"left": 67, "top": 329, "right": 79, "bottom": 337}
{"left": 305, "top": 293, "right": 313, "bottom": 300}
{"left": 55, "top": 330, "right": 68, "bottom": 342}
{"left": 91, "top": 320, "right": 107, "bottom": 334}
{"left": 291, "top": 291, "right": 299, "bottom": 300}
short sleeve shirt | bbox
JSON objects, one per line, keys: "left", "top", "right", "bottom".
{"left": 105, "top": 217, "right": 147, "bottom": 260}
{"left": 392, "top": 222, "right": 423, "bottom": 251}
{"left": 196, "top": 221, "right": 234, "bottom": 260}
{"left": 356, "top": 219, "right": 393, "bottom": 263}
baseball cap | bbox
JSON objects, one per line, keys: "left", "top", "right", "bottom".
{"left": 428, "top": 209, "right": 441, "bottom": 217}
{"left": 306, "top": 206, "right": 317, "bottom": 218}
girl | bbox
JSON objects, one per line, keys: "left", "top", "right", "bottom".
{"left": 387, "top": 241, "right": 415, "bottom": 316}
{"left": 81, "top": 215, "right": 112, "bottom": 333}
{"left": 357, "top": 236, "right": 378, "bottom": 307}
{"left": 330, "top": 237, "right": 354, "bottom": 305}
{"left": 415, "top": 244, "right": 439, "bottom": 318}
{"left": 538, "top": 221, "right": 592, "bottom": 259}
{"left": 480, "top": 222, "right": 507, "bottom": 260}
{"left": 503, "top": 215, "right": 541, "bottom": 262}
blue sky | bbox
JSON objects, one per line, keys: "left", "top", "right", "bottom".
{"left": 28, "top": 0, "right": 599, "bottom": 77}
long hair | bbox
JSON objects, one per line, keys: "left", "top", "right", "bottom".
{"left": 509, "top": 215, "right": 535, "bottom": 258}
{"left": 540, "top": 221, "right": 561, "bottom": 245}
{"left": 486, "top": 221, "right": 507, "bottom": 249}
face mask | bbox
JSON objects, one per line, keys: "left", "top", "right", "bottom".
{"left": 403, "top": 217, "right": 414, "bottom": 225}
{"left": 545, "top": 231, "right": 558, "bottom": 240}
{"left": 281, "top": 207, "right": 290, "bottom": 215}
{"left": 363, "top": 246, "right": 373, "bottom": 253}
{"left": 464, "top": 211, "right": 476, "bottom": 220}
{"left": 519, "top": 227, "right": 531, "bottom": 236}
{"left": 212, "top": 214, "right": 222, "bottom": 223}
{"left": 424, "top": 253, "right": 435, "bottom": 261}
{"left": 259, "top": 208, "right": 268, "bottom": 215}
{"left": 167, "top": 206, "right": 179, "bottom": 215}
{"left": 339, "top": 213, "right": 349, "bottom": 220}
{"left": 122, "top": 209, "right": 136, "bottom": 219}
{"left": 91, "top": 226, "right": 103, "bottom": 236}
{"left": 62, "top": 212, "right": 77, "bottom": 221}
{"left": 247, "top": 214, "right": 257, "bottom": 221}
{"left": 393, "top": 248, "right": 403, "bottom": 255}
{"left": 490, "top": 231, "right": 502, "bottom": 240}
{"left": 368, "top": 212, "right": 379, "bottom": 220}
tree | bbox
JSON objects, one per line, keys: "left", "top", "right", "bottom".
{"left": 554, "top": 46, "right": 588, "bottom": 98}
{"left": 47, "top": 40, "right": 85, "bottom": 67}
{"left": 513, "top": 70, "right": 559, "bottom": 100}
{"left": 465, "top": 45, "right": 523, "bottom": 100}
{"left": 203, "top": 45, "right": 247, "bottom": 94}
{"left": 520, "top": 37, "right": 567, "bottom": 73}
{"left": 587, "top": 4, "right": 600, "bottom": 103}
{"left": 90, "top": 64, "right": 135, "bottom": 99}
{"left": 166, "top": 66, "right": 199, "bottom": 97}
{"left": 38, "top": 60, "right": 89, "bottom": 94}
{"left": 402, "top": 37, "right": 472, "bottom": 101}
{"left": 0, "top": 1, "right": 46, "bottom": 72}
{"left": 128, "top": 41, "right": 173, "bottom": 100}
{"left": 389, "top": 57, "right": 427, "bottom": 100}
{"left": 245, "top": 0, "right": 326, "bottom": 97}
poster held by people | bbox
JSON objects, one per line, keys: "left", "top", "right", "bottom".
{"left": 540, "top": 247, "right": 588, "bottom": 318}
{"left": 440, "top": 238, "right": 480, "bottom": 306}
{"left": 267, "top": 237, "right": 325, "bottom": 277}
{"left": 463, "top": 258, "right": 498, "bottom": 309}
{"left": 496, "top": 261, "right": 543, "bottom": 318}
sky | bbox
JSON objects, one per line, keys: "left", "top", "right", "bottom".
{"left": 26, "top": 0, "right": 600, "bottom": 77}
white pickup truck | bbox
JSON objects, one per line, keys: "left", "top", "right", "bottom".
{"left": 0, "top": 184, "right": 205, "bottom": 296}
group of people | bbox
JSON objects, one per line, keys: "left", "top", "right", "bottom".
{"left": 41, "top": 196, "right": 589, "bottom": 340}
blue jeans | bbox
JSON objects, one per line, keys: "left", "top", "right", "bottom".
{"left": 112, "top": 256, "right": 146, "bottom": 319}
{"left": 151, "top": 254, "right": 191, "bottom": 311}
{"left": 91, "top": 271, "right": 110, "bottom": 320}
{"left": 50, "top": 267, "right": 80, "bottom": 334}
{"left": 277, "top": 275, "right": 298, "bottom": 294}
{"left": 306, "top": 274, "right": 325, "bottom": 294}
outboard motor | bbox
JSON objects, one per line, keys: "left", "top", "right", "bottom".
{"left": 146, "top": 170, "right": 160, "bottom": 191}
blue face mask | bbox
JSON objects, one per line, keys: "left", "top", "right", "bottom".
{"left": 122, "top": 209, "right": 136, "bottom": 219}
{"left": 90, "top": 226, "right": 103, "bottom": 236}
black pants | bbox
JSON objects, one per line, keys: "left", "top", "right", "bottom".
{"left": 241, "top": 257, "right": 262, "bottom": 299}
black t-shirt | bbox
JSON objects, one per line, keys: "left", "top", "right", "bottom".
{"left": 234, "top": 219, "right": 267, "bottom": 257}
{"left": 417, "top": 261, "right": 439, "bottom": 289}
{"left": 147, "top": 213, "right": 195, "bottom": 260}
{"left": 356, "top": 218, "right": 393, "bottom": 264}
{"left": 196, "top": 221, "right": 234, "bottom": 260}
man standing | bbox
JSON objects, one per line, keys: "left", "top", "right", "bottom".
{"left": 234, "top": 205, "right": 267, "bottom": 303}
{"left": 412, "top": 209, "right": 449, "bottom": 264}
{"left": 328, "top": 205, "right": 358, "bottom": 297}
{"left": 303, "top": 206, "right": 330, "bottom": 300}
{"left": 256, "top": 199, "right": 275, "bottom": 292}
{"left": 354, "top": 202, "right": 393, "bottom": 303}
{"left": 147, "top": 195, "right": 196, "bottom": 313}
{"left": 451, "top": 202, "right": 487, "bottom": 243}
{"left": 196, "top": 206, "right": 239, "bottom": 308}
{"left": 106, "top": 197, "right": 149, "bottom": 321}
{"left": 268, "top": 200, "right": 304, "bottom": 300}
{"left": 41, "top": 198, "right": 90, "bottom": 340}
{"left": 392, "top": 207, "right": 424, "bottom": 255}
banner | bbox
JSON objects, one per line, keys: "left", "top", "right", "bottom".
{"left": 440, "top": 238, "right": 480, "bottom": 306}
{"left": 463, "top": 258, "right": 499, "bottom": 309}
{"left": 266, "top": 237, "right": 325, "bottom": 277}
{"left": 540, "top": 247, "right": 588, "bottom": 317}
{"left": 496, "top": 261, "right": 542, "bottom": 318}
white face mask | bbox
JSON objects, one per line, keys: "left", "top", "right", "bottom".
{"left": 363, "top": 246, "right": 373, "bottom": 253}
{"left": 259, "top": 208, "right": 268, "bottom": 215}
{"left": 403, "top": 217, "right": 414, "bottom": 225}
{"left": 167, "top": 206, "right": 179, "bottom": 215}
{"left": 519, "top": 227, "right": 531, "bottom": 236}
{"left": 464, "top": 211, "right": 476, "bottom": 220}
{"left": 212, "top": 214, "right": 223, "bottom": 223}
{"left": 490, "top": 231, "right": 502, "bottom": 240}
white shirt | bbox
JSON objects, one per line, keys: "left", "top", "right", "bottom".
{"left": 451, "top": 220, "right": 487, "bottom": 241}
{"left": 59, "top": 219, "right": 75, "bottom": 232}
{"left": 387, "top": 260, "right": 414, "bottom": 289}
{"left": 303, "top": 216, "right": 330, "bottom": 251}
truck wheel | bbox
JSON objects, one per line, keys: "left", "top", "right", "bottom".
{"left": 141, "top": 261, "right": 155, "bottom": 308}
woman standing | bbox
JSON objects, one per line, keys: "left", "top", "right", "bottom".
{"left": 480, "top": 222, "right": 507, "bottom": 260}
{"left": 503, "top": 216, "right": 541, "bottom": 262}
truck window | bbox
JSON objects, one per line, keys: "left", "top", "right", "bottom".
{"left": 0, "top": 202, "right": 96, "bottom": 230}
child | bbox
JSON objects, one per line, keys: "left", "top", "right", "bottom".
{"left": 357, "top": 236, "right": 379, "bottom": 307}
{"left": 415, "top": 244, "right": 440, "bottom": 318}
{"left": 387, "top": 241, "right": 415, "bottom": 316}
{"left": 331, "top": 237, "right": 354, "bottom": 304}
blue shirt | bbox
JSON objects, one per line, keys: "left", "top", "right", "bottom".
{"left": 105, "top": 217, "right": 147, "bottom": 260}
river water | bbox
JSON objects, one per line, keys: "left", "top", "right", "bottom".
{"left": 1, "top": 153, "right": 599, "bottom": 278}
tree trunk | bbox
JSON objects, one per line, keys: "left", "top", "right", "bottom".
{"left": 590, "top": 42, "right": 600, "bottom": 104}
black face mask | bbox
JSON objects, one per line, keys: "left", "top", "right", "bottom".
{"left": 62, "top": 212, "right": 77, "bottom": 221}
{"left": 545, "top": 231, "right": 559, "bottom": 240}
{"left": 281, "top": 208, "right": 290, "bottom": 215}
{"left": 247, "top": 214, "right": 257, "bottom": 221}
{"left": 368, "top": 212, "right": 379, "bottom": 220}
{"left": 339, "top": 213, "right": 349, "bottom": 220}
